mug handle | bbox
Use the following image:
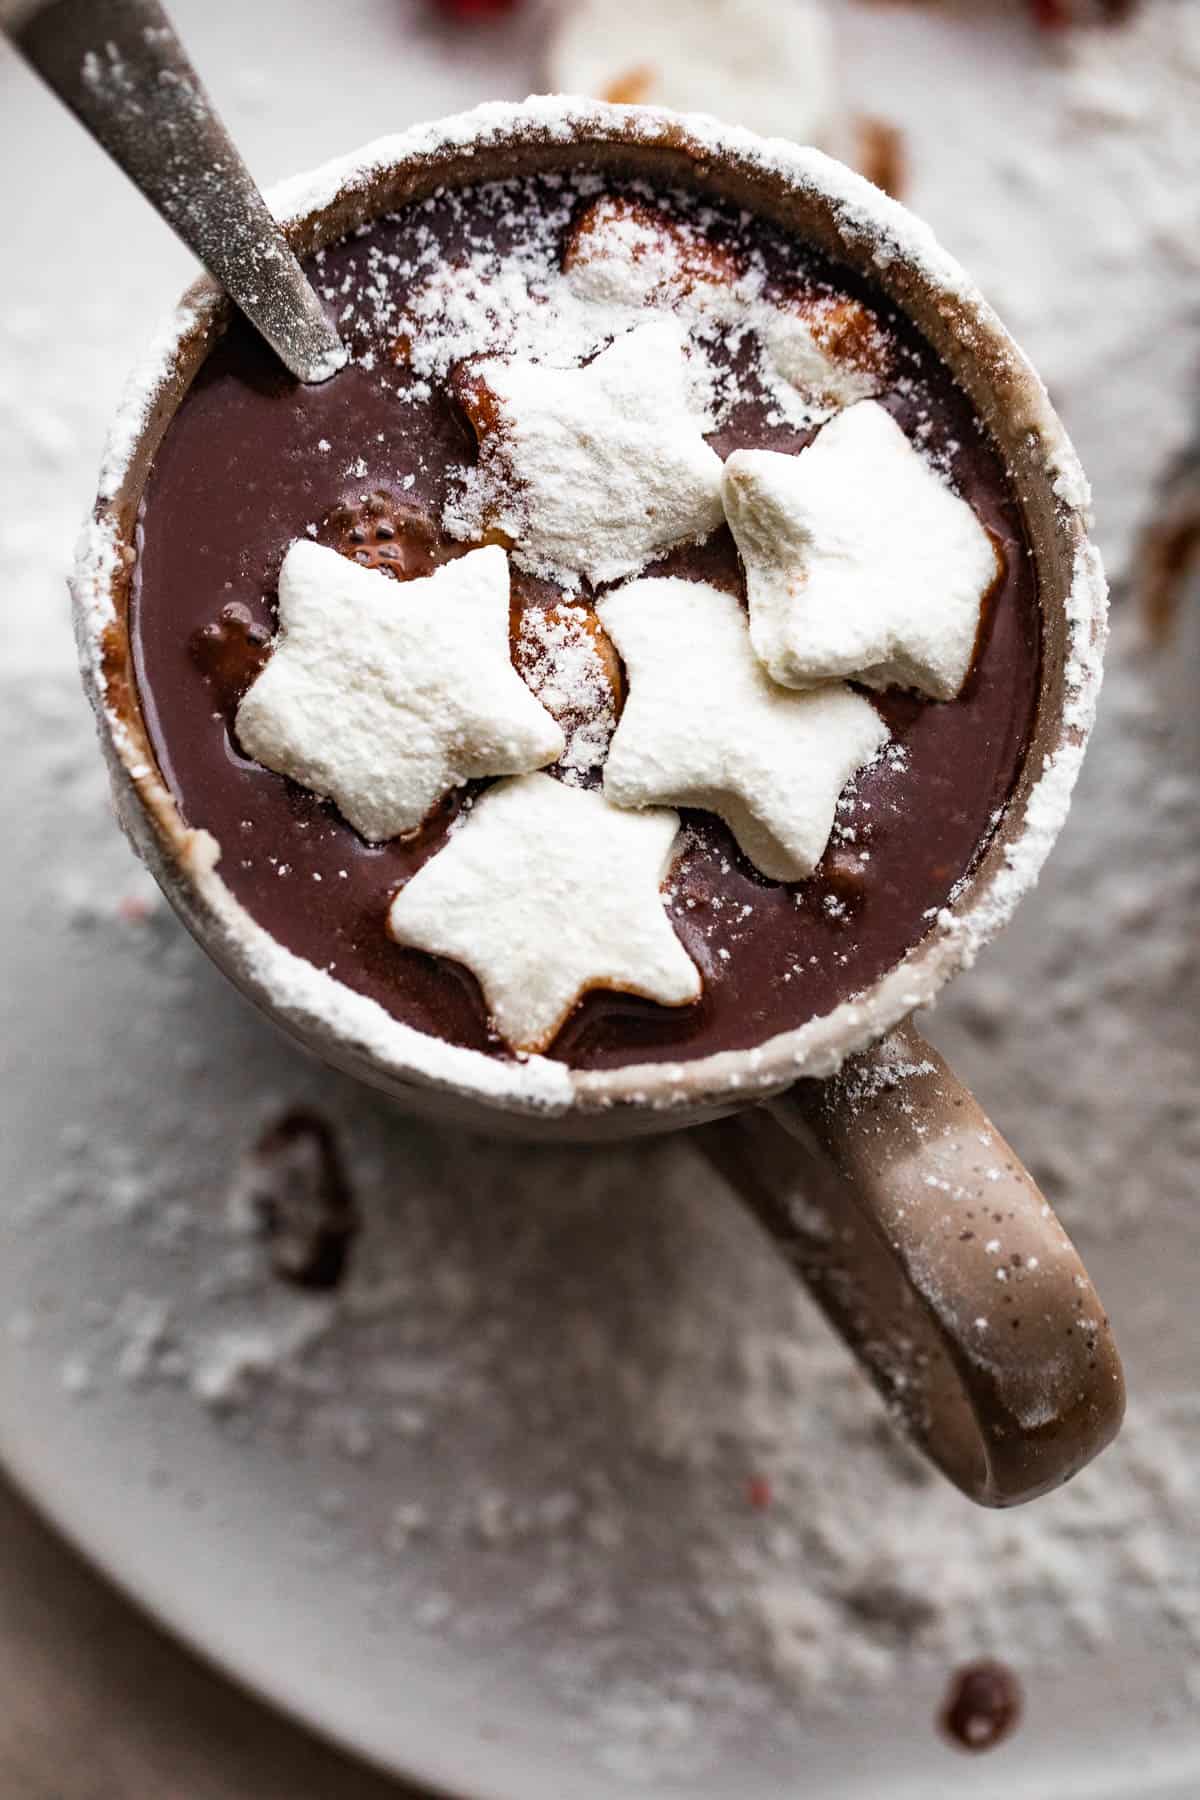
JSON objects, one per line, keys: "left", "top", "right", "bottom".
{"left": 695, "top": 1019, "right": 1125, "bottom": 1507}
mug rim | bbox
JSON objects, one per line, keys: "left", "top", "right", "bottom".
{"left": 71, "top": 97, "right": 1108, "bottom": 1124}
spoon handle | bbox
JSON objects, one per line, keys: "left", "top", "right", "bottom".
{"left": 6, "top": 0, "right": 346, "bottom": 384}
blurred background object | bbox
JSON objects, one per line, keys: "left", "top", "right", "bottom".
{"left": 547, "top": 0, "right": 838, "bottom": 146}
{"left": 0, "top": 2, "right": 1196, "bottom": 1796}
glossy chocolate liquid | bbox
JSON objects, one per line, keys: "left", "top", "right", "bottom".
{"left": 132, "top": 175, "right": 1040, "bottom": 1070}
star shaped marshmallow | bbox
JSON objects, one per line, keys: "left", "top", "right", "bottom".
{"left": 597, "top": 578, "right": 889, "bottom": 882}
{"left": 235, "top": 541, "right": 563, "bottom": 843}
{"left": 457, "top": 318, "right": 724, "bottom": 588}
{"left": 387, "top": 772, "right": 700, "bottom": 1053}
{"left": 723, "top": 400, "right": 1002, "bottom": 700}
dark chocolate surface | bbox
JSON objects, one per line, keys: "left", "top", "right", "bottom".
{"left": 132, "top": 176, "right": 1040, "bottom": 1070}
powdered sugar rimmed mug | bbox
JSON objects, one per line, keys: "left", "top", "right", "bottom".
{"left": 73, "top": 99, "right": 1122, "bottom": 1507}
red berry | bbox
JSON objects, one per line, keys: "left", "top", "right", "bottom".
{"left": 432, "top": 0, "right": 520, "bottom": 18}
{"left": 747, "top": 1474, "right": 772, "bottom": 1511}
{"left": 1029, "top": 0, "right": 1137, "bottom": 25}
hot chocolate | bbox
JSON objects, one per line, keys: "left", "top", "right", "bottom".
{"left": 131, "top": 171, "right": 1039, "bottom": 1070}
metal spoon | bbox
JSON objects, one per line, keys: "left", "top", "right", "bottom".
{"left": 3, "top": 0, "right": 346, "bottom": 383}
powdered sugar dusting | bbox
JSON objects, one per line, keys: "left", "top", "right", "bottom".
{"left": 514, "top": 604, "right": 619, "bottom": 778}
{"left": 388, "top": 173, "right": 897, "bottom": 553}
{"left": 933, "top": 539, "right": 1107, "bottom": 976}
{"left": 96, "top": 297, "right": 210, "bottom": 502}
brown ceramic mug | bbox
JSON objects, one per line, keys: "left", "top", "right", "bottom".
{"left": 72, "top": 100, "right": 1123, "bottom": 1508}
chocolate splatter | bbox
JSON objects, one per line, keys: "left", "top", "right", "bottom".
{"left": 940, "top": 1659, "right": 1023, "bottom": 1753}
{"left": 1136, "top": 443, "right": 1200, "bottom": 646}
{"left": 236, "top": 1109, "right": 359, "bottom": 1291}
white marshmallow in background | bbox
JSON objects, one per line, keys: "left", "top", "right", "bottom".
{"left": 546, "top": 0, "right": 839, "bottom": 148}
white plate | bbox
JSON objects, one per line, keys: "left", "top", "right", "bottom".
{"left": 1, "top": 2, "right": 1197, "bottom": 1795}
{"left": 2, "top": 636, "right": 1197, "bottom": 1800}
